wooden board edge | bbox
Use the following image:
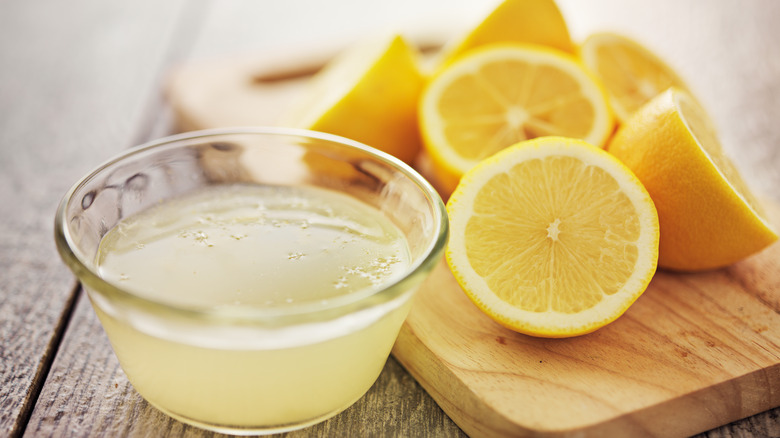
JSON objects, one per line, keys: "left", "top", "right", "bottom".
{"left": 392, "top": 323, "right": 529, "bottom": 437}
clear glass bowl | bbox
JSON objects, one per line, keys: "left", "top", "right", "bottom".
{"left": 54, "top": 128, "right": 448, "bottom": 435}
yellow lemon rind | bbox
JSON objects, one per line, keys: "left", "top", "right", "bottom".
{"left": 437, "top": 0, "right": 574, "bottom": 68}
{"left": 608, "top": 88, "right": 777, "bottom": 271}
{"left": 287, "top": 34, "right": 424, "bottom": 165}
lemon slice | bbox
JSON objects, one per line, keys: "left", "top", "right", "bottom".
{"left": 580, "top": 32, "right": 690, "bottom": 124}
{"left": 284, "top": 34, "right": 424, "bottom": 165}
{"left": 420, "top": 43, "right": 615, "bottom": 195}
{"left": 608, "top": 88, "right": 778, "bottom": 271}
{"left": 437, "top": 0, "right": 574, "bottom": 67}
{"left": 446, "top": 136, "right": 659, "bottom": 337}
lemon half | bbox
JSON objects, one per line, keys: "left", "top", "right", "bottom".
{"left": 446, "top": 136, "right": 659, "bottom": 337}
{"left": 420, "top": 44, "right": 615, "bottom": 195}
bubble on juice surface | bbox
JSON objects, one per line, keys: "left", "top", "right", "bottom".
{"left": 333, "top": 276, "right": 349, "bottom": 289}
{"left": 95, "top": 184, "right": 411, "bottom": 309}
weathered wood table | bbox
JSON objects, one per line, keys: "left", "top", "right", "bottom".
{"left": 1, "top": 1, "right": 779, "bottom": 436}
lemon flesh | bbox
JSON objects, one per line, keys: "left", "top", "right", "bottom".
{"left": 580, "top": 32, "right": 690, "bottom": 123}
{"left": 420, "top": 44, "right": 614, "bottom": 195}
{"left": 447, "top": 137, "right": 659, "bottom": 337}
{"left": 676, "top": 92, "right": 764, "bottom": 217}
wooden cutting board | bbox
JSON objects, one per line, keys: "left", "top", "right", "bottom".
{"left": 166, "top": 55, "right": 780, "bottom": 438}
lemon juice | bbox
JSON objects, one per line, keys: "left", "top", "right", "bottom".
{"left": 91, "top": 184, "right": 413, "bottom": 431}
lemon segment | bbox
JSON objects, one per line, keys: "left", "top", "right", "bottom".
{"left": 579, "top": 32, "right": 690, "bottom": 123}
{"left": 284, "top": 34, "right": 424, "bottom": 165}
{"left": 607, "top": 88, "right": 778, "bottom": 271}
{"left": 446, "top": 137, "right": 659, "bottom": 337}
{"left": 437, "top": 0, "right": 574, "bottom": 68}
{"left": 420, "top": 44, "right": 615, "bottom": 195}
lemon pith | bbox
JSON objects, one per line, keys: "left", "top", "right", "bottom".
{"left": 446, "top": 137, "right": 659, "bottom": 337}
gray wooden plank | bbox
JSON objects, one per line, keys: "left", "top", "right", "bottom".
{"left": 0, "top": 0, "right": 187, "bottom": 436}
{"left": 702, "top": 410, "right": 780, "bottom": 438}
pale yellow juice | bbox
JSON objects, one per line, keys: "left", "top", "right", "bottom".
{"left": 91, "top": 184, "right": 414, "bottom": 431}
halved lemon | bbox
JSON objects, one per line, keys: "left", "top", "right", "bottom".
{"left": 607, "top": 88, "right": 778, "bottom": 271}
{"left": 284, "top": 34, "right": 424, "bottom": 165}
{"left": 420, "top": 43, "right": 614, "bottom": 195}
{"left": 446, "top": 136, "right": 659, "bottom": 337}
{"left": 580, "top": 32, "right": 690, "bottom": 124}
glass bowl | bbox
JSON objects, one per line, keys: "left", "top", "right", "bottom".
{"left": 54, "top": 127, "right": 448, "bottom": 435}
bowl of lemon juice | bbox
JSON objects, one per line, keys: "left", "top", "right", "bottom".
{"left": 54, "top": 128, "right": 448, "bottom": 435}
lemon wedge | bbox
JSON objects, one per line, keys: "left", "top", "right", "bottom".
{"left": 285, "top": 34, "right": 424, "bottom": 164}
{"left": 608, "top": 88, "right": 777, "bottom": 270}
{"left": 437, "top": 0, "right": 574, "bottom": 67}
{"left": 580, "top": 32, "right": 690, "bottom": 123}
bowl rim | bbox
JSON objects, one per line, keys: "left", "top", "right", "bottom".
{"left": 54, "top": 127, "right": 449, "bottom": 326}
